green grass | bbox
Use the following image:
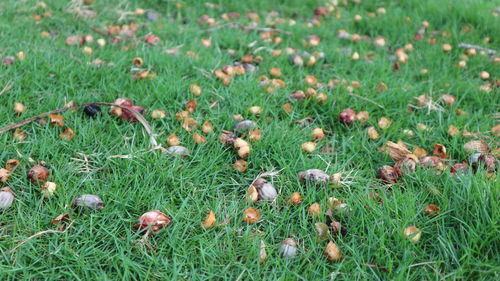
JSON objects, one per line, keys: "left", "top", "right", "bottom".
{"left": 1, "top": 0, "right": 499, "bottom": 279}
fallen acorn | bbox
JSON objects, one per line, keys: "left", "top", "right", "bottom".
{"left": 135, "top": 210, "right": 171, "bottom": 232}
{"left": 0, "top": 187, "right": 15, "bottom": 210}
{"left": 288, "top": 192, "right": 302, "bottom": 205}
{"left": 201, "top": 210, "right": 216, "bottom": 229}
{"left": 252, "top": 178, "right": 278, "bottom": 202}
{"left": 315, "top": 222, "right": 330, "bottom": 240}
{"left": 41, "top": 182, "right": 57, "bottom": 197}
{"left": 234, "top": 120, "right": 256, "bottom": 134}
{"left": 5, "top": 159, "right": 20, "bottom": 171}
{"left": 0, "top": 168, "right": 10, "bottom": 183}
{"left": 72, "top": 194, "right": 104, "bottom": 211}
{"left": 463, "top": 140, "right": 489, "bottom": 154}
{"left": 289, "top": 90, "right": 306, "bottom": 101}
{"left": 27, "top": 165, "right": 50, "bottom": 185}
{"left": 339, "top": 108, "right": 356, "bottom": 125}
{"left": 243, "top": 207, "right": 260, "bottom": 224}
{"left": 302, "top": 142, "right": 317, "bottom": 153}
{"left": 324, "top": 241, "right": 342, "bottom": 262}
{"left": 311, "top": 128, "right": 325, "bottom": 140}
{"left": 377, "top": 165, "right": 401, "bottom": 184}
{"left": 298, "top": 169, "right": 329, "bottom": 184}
{"left": 279, "top": 238, "right": 298, "bottom": 258}
{"left": 166, "top": 146, "right": 190, "bottom": 157}
{"left": 308, "top": 203, "right": 321, "bottom": 217}
{"left": 394, "top": 156, "right": 418, "bottom": 174}
{"left": 423, "top": 204, "right": 440, "bottom": 217}
{"left": 151, "top": 110, "right": 166, "bottom": 119}
{"left": 219, "top": 130, "right": 238, "bottom": 146}
{"left": 14, "top": 102, "right": 26, "bottom": 115}
{"left": 367, "top": 126, "right": 380, "bottom": 140}
{"left": 83, "top": 105, "right": 101, "bottom": 117}
{"left": 233, "top": 138, "right": 250, "bottom": 158}
{"left": 403, "top": 226, "right": 422, "bottom": 243}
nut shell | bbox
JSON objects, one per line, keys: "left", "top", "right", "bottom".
{"left": 72, "top": 194, "right": 104, "bottom": 210}
{"left": 27, "top": 165, "right": 50, "bottom": 185}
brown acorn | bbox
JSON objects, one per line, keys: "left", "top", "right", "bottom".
{"left": 339, "top": 108, "right": 356, "bottom": 125}
{"left": 423, "top": 204, "right": 440, "bottom": 217}
{"left": 243, "top": 207, "right": 260, "bottom": 224}
{"left": 376, "top": 165, "right": 401, "bottom": 183}
{"left": 0, "top": 169, "right": 10, "bottom": 183}
{"left": 27, "top": 165, "right": 50, "bottom": 185}
{"left": 288, "top": 192, "right": 302, "bottom": 205}
{"left": 324, "top": 241, "right": 342, "bottom": 262}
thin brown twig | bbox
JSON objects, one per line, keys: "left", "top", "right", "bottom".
{"left": 10, "top": 222, "right": 73, "bottom": 253}
{"left": 205, "top": 22, "right": 291, "bottom": 35}
{"left": 0, "top": 102, "right": 158, "bottom": 147}
{"left": 0, "top": 80, "right": 13, "bottom": 96}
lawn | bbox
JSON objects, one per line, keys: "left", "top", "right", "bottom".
{"left": 0, "top": 0, "right": 499, "bottom": 280}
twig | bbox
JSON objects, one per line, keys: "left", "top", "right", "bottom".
{"left": 0, "top": 80, "right": 13, "bottom": 96}
{"left": 10, "top": 225, "right": 71, "bottom": 253}
{"left": 205, "top": 22, "right": 291, "bottom": 35}
{"left": 0, "top": 102, "right": 158, "bottom": 147}
{"left": 458, "top": 43, "right": 496, "bottom": 55}
{"left": 348, "top": 93, "right": 385, "bottom": 109}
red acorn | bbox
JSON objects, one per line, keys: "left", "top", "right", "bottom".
{"left": 377, "top": 165, "right": 401, "bottom": 183}
{"left": 339, "top": 109, "right": 356, "bottom": 125}
{"left": 134, "top": 210, "right": 171, "bottom": 232}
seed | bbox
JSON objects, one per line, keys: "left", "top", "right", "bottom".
{"left": 182, "top": 117, "right": 198, "bottom": 131}
{"left": 259, "top": 240, "right": 267, "bottom": 264}
{"left": 248, "top": 129, "right": 262, "bottom": 141}
{"left": 339, "top": 108, "right": 356, "bottom": 125}
{"left": 352, "top": 51, "right": 360, "bottom": 60}
{"left": 185, "top": 99, "right": 198, "bottom": 113}
{"left": 135, "top": 210, "right": 171, "bottom": 232}
{"left": 378, "top": 117, "right": 392, "bottom": 130}
{"left": 423, "top": 204, "right": 440, "bottom": 217}
{"left": 234, "top": 120, "right": 256, "bottom": 134}
{"left": 166, "top": 146, "right": 190, "bottom": 157}
{"left": 302, "top": 142, "right": 317, "bottom": 153}
{"left": 279, "top": 238, "right": 298, "bottom": 258}
{"left": 13, "top": 103, "right": 26, "bottom": 115}
{"left": 269, "top": 67, "right": 282, "bottom": 77}
{"left": 243, "top": 207, "right": 260, "bottom": 224}
{"left": 189, "top": 84, "right": 202, "bottom": 96}
{"left": 448, "top": 125, "right": 460, "bottom": 136}
{"left": 202, "top": 121, "right": 212, "bottom": 134}
{"left": 290, "top": 54, "right": 304, "bottom": 66}
{"left": 83, "top": 105, "right": 101, "bottom": 117}
{"left": 60, "top": 128, "right": 75, "bottom": 140}
{"left": 253, "top": 178, "right": 278, "bottom": 202}
{"left": 479, "top": 71, "right": 490, "bottom": 80}
{"left": 27, "top": 165, "right": 50, "bottom": 185}
{"left": 325, "top": 241, "right": 342, "bottom": 262}
{"left": 282, "top": 103, "right": 293, "bottom": 113}
{"left": 442, "top": 44, "right": 452, "bottom": 52}
{"left": 403, "top": 226, "right": 422, "bottom": 243}
{"left": 151, "top": 110, "right": 166, "bottom": 119}
{"left": 289, "top": 192, "right": 302, "bottom": 205}
{"left": 202, "top": 210, "right": 216, "bottom": 229}
{"left": 97, "top": 38, "right": 106, "bottom": 47}
{"left": 457, "top": 60, "right": 466, "bottom": 68}
{"left": 298, "top": 169, "right": 329, "bottom": 184}
{"left": 82, "top": 46, "right": 92, "bottom": 55}
{"left": 373, "top": 37, "right": 386, "bottom": 47}
{"left": 41, "top": 182, "right": 57, "bottom": 197}
{"left": 0, "top": 187, "right": 15, "bottom": 210}
{"left": 315, "top": 222, "right": 330, "bottom": 240}
{"left": 0, "top": 168, "right": 11, "bottom": 183}
{"left": 50, "top": 113, "right": 64, "bottom": 127}
{"left": 308, "top": 203, "right": 321, "bottom": 217}
{"left": 234, "top": 138, "right": 250, "bottom": 158}
{"left": 246, "top": 185, "right": 259, "bottom": 203}
{"left": 289, "top": 90, "right": 306, "bottom": 101}
{"left": 248, "top": 106, "right": 261, "bottom": 115}
{"left": 16, "top": 51, "right": 26, "bottom": 60}
{"left": 5, "top": 159, "right": 19, "bottom": 171}
{"left": 356, "top": 111, "right": 369, "bottom": 122}
{"left": 367, "top": 126, "right": 380, "bottom": 140}
{"left": 232, "top": 160, "right": 248, "bottom": 172}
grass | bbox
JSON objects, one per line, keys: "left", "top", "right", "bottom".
{"left": 0, "top": 0, "right": 499, "bottom": 279}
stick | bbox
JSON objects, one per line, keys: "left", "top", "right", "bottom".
{"left": 10, "top": 229, "right": 66, "bottom": 253}
{"left": 0, "top": 80, "right": 13, "bottom": 96}
{"left": 0, "top": 102, "right": 158, "bottom": 147}
{"left": 458, "top": 43, "right": 496, "bottom": 55}
{"left": 205, "top": 22, "right": 291, "bottom": 35}
{"left": 348, "top": 93, "right": 385, "bottom": 109}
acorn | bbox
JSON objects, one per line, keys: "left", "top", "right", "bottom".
{"left": 243, "top": 207, "right": 260, "bottom": 224}
{"left": 234, "top": 138, "right": 250, "bottom": 158}
{"left": 202, "top": 121, "right": 212, "bottom": 134}
{"left": 298, "top": 169, "right": 329, "bottom": 184}
{"left": 249, "top": 129, "right": 262, "bottom": 141}
{"left": 134, "top": 210, "right": 171, "bottom": 232}
{"left": 151, "top": 110, "right": 166, "bottom": 119}
{"left": 367, "top": 126, "right": 380, "bottom": 140}
{"left": 219, "top": 131, "right": 238, "bottom": 146}
{"left": 441, "top": 94, "right": 456, "bottom": 106}
{"left": 83, "top": 105, "right": 101, "bottom": 117}
{"left": 27, "top": 165, "right": 50, "bottom": 185}
{"left": 423, "top": 204, "right": 440, "bottom": 217}
{"left": 72, "top": 194, "right": 104, "bottom": 210}
{"left": 404, "top": 226, "right": 422, "bottom": 243}
{"left": 289, "top": 90, "right": 306, "bottom": 101}
{"left": 315, "top": 222, "right": 330, "bottom": 240}
{"left": 166, "top": 146, "right": 190, "bottom": 157}
{"left": 289, "top": 192, "right": 302, "bottom": 205}
{"left": 376, "top": 165, "right": 401, "bottom": 183}
{"left": 0, "top": 187, "right": 15, "bottom": 210}
{"left": 201, "top": 210, "right": 216, "bottom": 229}
{"left": 339, "top": 108, "right": 356, "bottom": 125}
{"left": 463, "top": 140, "right": 489, "bottom": 154}
{"left": 356, "top": 111, "right": 369, "bottom": 122}
{"left": 420, "top": 156, "right": 445, "bottom": 171}
{"left": 308, "top": 203, "right": 321, "bottom": 217}
{"left": 41, "top": 182, "right": 57, "bottom": 197}
{"left": 252, "top": 178, "right": 278, "bottom": 202}
{"left": 279, "top": 238, "right": 298, "bottom": 258}
{"left": 5, "top": 159, "right": 20, "bottom": 171}
{"left": 232, "top": 160, "right": 248, "bottom": 172}
{"left": 442, "top": 44, "right": 452, "bottom": 52}
{"left": 302, "top": 142, "right": 317, "bottom": 153}
{"left": 378, "top": 117, "right": 392, "bottom": 130}
{"left": 311, "top": 128, "right": 324, "bottom": 140}
{"left": 13, "top": 103, "right": 26, "bottom": 115}
{"left": 479, "top": 71, "right": 490, "bottom": 80}
{"left": 290, "top": 54, "right": 304, "bottom": 66}
{"left": 190, "top": 84, "right": 202, "bottom": 96}
{"left": 324, "top": 241, "right": 342, "bottom": 262}
{"left": 193, "top": 133, "right": 206, "bottom": 144}
{"left": 248, "top": 106, "right": 261, "bottom": 115}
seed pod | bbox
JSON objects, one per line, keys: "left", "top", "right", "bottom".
{"left": 289, "top": 192, "right": 302, "bottom": 205}
{"left": 151, "top": 110, "right": 166, "bottom": 119}
{"left": 0, "top": 168, "right": 10, "bottom": 183}
{"left": 5, "top": 159, "right": 20, "bottom": 171}
{"left": 193, "top": 133, "right": 206, "bottom": 144}
{"left": 27, "top": 165, "right": 50, "bottom": 185}
{"left": 190, "top": 84, "right": 202, "bottom": 96}
{"left": 441, "top": 94, "right": 456, "bottom": 106}
{"left": 302, "top": 142, "right": 317, "bottom": 153}
{"left": 290, "top": 54, "right": 304, "bottom": 66}
{"left": 367, "top": 126, "right": 380, "bottom": 140}
{"left": 311, "top": 128, "right": 324, "bottom": 140}
{"left": 315, "top": 222, "right": 330, "bottom": 240}
{"left": 298, "top": 169, "right": 329, "bottom": 184}
{"left": 403, "top": 226, "right": 422, "bottom": 243}
{"left": 376, "top": 165, "right": 401, "bottom": 183}
{"left": 324, "top": 241, "right": 342, "bottom": 262}
{"left": 289, "top": 90, "right": 306, "bottom": 101}
{"left": 202, "top": 121, "right": 212, "bottom": 134}
{"left": 243, "top": 207, "right": 260, "bottom": 224}
{"left": 234, "top": 138, "right": 250, "bottom": 158}
{"left": 339, "top": 108, "right": 356, "bottom": 125}
{"left": 83, "top": 105, "right": 101, "bottom": 117}
{"left": 423, "top": 204, "right": 440, "bottom": 217}
{"left": 463, "top": 140, "right": 489, "bottom": 154}
{"left": 378, "top": 117, "right": 392, "bottom": 130}
{"left": 41, "top": 182, "right": 57, "bottom": 197}
{"left": 232, "top": 160, "right": 248, "bottom": 172}
{"left": 479, "top": 71, "right": 490, "bottom": 80}
{"left": 442, "top": 44, "right": 452, "bottom": 52}
{"left": 253, "top": 178, "right": 278, "bottom": 201}
{"left": 13, "top": 103, "right": 26, "bottom": 115}
{"left": 0, "top": 187, "right": 15, "bottom": 210}
{"left": 72, "top": 194, "right": 104, "bottom": 210}
{"left": 135, "top": 210, "right": 171, "bottom": 232}
{"left": 246, "top": 185, "right": 259, "bottom": 203}
{"left": 279, "top": 238, "right": 298, "bottom": 258}
{"left": 356, "top": 111, "right": 369, "bottom": 122}
{"left": 234, "top": 120, "right": 256, "bottom": 134}
{"left": 308, "top": 203, "right": 321, "bottom": 217}
{"left": 202, "top": 210, "right": 216, "bottom": 229}
{"left": 166, "top": 146, "right": 190, "bottom": 157}
{"left": 259, "top": 240, "right": 267, "bottom": 264}
{"left": 248, "top": 129, "right": 262, "bottom": 141}
{"left": 167, "top": 134, "right": 180, "bottom": 146}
